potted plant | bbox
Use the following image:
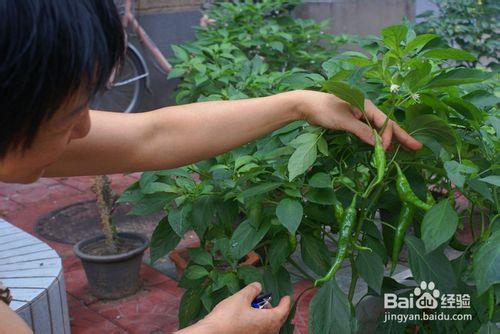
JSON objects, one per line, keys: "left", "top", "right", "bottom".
{"left": 74, "top": 175, "right": 148, "bottom": 299}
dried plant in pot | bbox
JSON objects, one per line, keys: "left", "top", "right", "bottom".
{"left": 74, "top": 175, "right": 149, "bottom": 299}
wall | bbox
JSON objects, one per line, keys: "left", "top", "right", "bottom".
{"left": 137, "top": 0, "right": 204, "bottom": 13}
{"left": 295, "top": 0, "right": 414, "bottom": 36}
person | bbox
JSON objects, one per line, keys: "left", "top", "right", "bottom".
{"left": 0, "top": 1, "right": 422, "bottom": 333}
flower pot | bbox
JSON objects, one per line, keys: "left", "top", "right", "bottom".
{"left": 74, "top": 232, "right": 148, "bottom": 299}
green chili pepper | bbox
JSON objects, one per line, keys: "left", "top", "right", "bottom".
{"left": 363, "top": 131, "right": 386, "bottom": 198}
{"left": 395, "top": 163, "right": 432, "bottom": 211}
{"left": 488, "top": 286, "right": 495, "bottom": 321}
{"left": 315, "top": 195, "right": 358, "bottom": 286}
{"left": 390, "top": 203, "right": 415, "bottom": 275}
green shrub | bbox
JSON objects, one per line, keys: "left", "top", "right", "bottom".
{"left": 121, "top": 3, "right": 499, "bottom": 333}
{"left": 416, "top": 0, "right": 499, "bottom": 68}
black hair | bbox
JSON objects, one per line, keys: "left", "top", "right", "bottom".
{"left": 0, "top": 0, "right": 125, "bottom": 157}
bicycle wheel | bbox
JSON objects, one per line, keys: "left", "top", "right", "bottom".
{"left": 91, "top": 45, "right": 147, "bottom": 113}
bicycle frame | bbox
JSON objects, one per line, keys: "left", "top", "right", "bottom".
{"left": 122, "top": 0, "right": 172, "bottom": 74}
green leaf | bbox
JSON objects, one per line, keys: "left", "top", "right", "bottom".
{"left": 305, "top": 188, "right": 337, "bottom": 205}
{"left": 426, "top": 68, "right": 493, "bottom": 88}
{"left": 355, "top": 250, "right": 384, "bottom": 294}
{"left": 191, "top": 196, "right": 215, "bottom": 239}
{"left": 139, "top": 171, "right": 158, "bottom": 189}
{"left": 444, "top": 160, "right": 479, "bottom": 188}
{"left": 288, "top": 139, "right": 318, "bottom": 181}
{"left": 381, "top": 24, "right": 408, "bottom": 50}
{"left": 406, "top": 235, "right": 456, "bottom": 291}
{"left": 178, "top": 288, "right": 203, "bottom": 328}
{"left": 237, "top": 265, "right": 263, "bottom": 285}
{"left": 167, "top": 67, "right": 187, "bottom": 79}
{"left": 317, "top": 136, "right": 329, "bottom": 156}
{"left": 142, "top": 182, "right": 179, "bottom": 195}
{"left": 421, "top": 48, "right": 476, "bottom": 61}
{"left": 168, "top": 204, "right": 192, "bottom": 238}
{"left": 309, "top": 279, "right": 357, "bottom": 334}
{"left": 269, "top": 234, "right": 291, "bottom": 273}
{"left": 404, "top": 34, "right": 439, "bottom": 53}
{"left": 172, "top": 45, "right": 189, "bottom": 62}
{"left": 184, "top": 265, "right": 209, "bottom": 280}
{"left": 213, "top": 272, "right": 240, "bottom": 294}
{"left": 301, "top": 234, "right": 332, "bottom": 276}
{"left": 322, "top": 80, "right": 365, "bottom": 112}
{"left": 281, "top": 72, "right": 317, "bottom": 90}
{"left": 263, "top": 266, "right": 293, "bottom": 307}
{"left": 421, "top": 200, "right": 458, "bottom": 253}
{"left": 189, "top": 248, "right": 213, "bottom": 267}
{"left": 479, "top": 175, "right": 500, "bottom": 187}
{"left": 276, "top": 199, "right": 303, "bottom": 235}
{"left": 473, "top": 230, "right": 500, "bottom": 295}
{"left": 309, "top": 172, "right": 332, "bottom": 188}
{"left": 230, "top": 220, "right": 271, "bottom": 260}
{"left": 237, "top": 182, "right": 281, "bottom": 200}
{"left": 409, "top": 114, "right": 457, "bottom": 153}
{"left": 150, "top": 217, "right": 181, "bottom": 264}
{"left": 269, "top": 41, "right": 284, "bottom": 52}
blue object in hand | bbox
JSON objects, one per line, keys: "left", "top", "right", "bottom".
{"left": 251, "top": 292, "right": 272, "bottom": 309}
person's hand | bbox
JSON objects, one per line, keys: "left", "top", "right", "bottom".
{"left": 292, "top": 90, "right": 423, "bottom": 151}
{"left": 190, "top": 282, "right": 291, "bottom": 334}
{"left": 199, "top": 14, "right": 216, "bottom": 27}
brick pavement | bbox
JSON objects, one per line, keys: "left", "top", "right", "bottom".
{"left": 0, "top": 174, "right": 312, "bottom": 333}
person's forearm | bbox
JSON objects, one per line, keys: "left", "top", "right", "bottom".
{"left": 44, "top": 92, "right": 303, "bottom": 177}
{"left": 174, "top": 319, "right": 217, "bottom": 334}
{"left": 0, "top": 302, "right": 33, "bottom": 334}
{"left": 137, "top": 91, "right": 302, "bottom": 171}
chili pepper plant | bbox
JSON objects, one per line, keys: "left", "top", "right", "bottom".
{"left": 120, "top": 8, "right": 499, "bottom": 334}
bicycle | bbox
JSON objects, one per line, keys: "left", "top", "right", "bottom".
{"left": 90, "top": 0, "right": 172, "bottom": 113}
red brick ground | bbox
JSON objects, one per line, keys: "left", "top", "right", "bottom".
{"left": 0, "top": 174, "right": 313, "bottom": 333}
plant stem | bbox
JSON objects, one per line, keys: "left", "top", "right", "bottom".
{"left": 469, "top": 205, "right": 476, "bottom": 242}
{"left": 348, "top": 256, "right": 358, "bottom": 301}
{"left": 288, "top": 257, "right": 315, "bottom": 281}
{"left": 93, "top": 175, "right": 117, "bottom": 253}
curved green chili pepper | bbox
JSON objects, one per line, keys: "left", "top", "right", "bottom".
{"left": 395, "top": 163, "right": 432, "bottom": 211}
{"left": 315, "top": 195, "right": 358, "bottom": 286}
{"left": 488, "top": 286, "right": 495, "bottom": 321}
{"left": 364, "top": 131, "right": 386, "bottom": 197}
{"left": 390, "top": 203, "right": 415, "bottom": 275}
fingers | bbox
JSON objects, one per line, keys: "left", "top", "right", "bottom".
{"left": 273, "top": 296, "right": 291, "bottom": 319}
{"left": 392, "top": 123, "right": 423, "bottom": 150}
{"left": 264, "top": 296, "right": 291, "bottom": 331}
{"left": 342, "top": 119, "right": 375, "bottom": 146}
{"left": 380, "top": 121, "right": 393, "bottom": 150}
{"left": 363, "top": 100, "right": 422, "bottom": 151}
{"left": 239, "top": 282, "right": 262, "bottom": 303}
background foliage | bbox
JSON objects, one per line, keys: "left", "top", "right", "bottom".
{"left": 416, "top": 0, "right": 499, "bottom": 69}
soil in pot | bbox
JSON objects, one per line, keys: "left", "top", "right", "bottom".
{"left": 81, "top": 236, "right": 142, "bottom": 256}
